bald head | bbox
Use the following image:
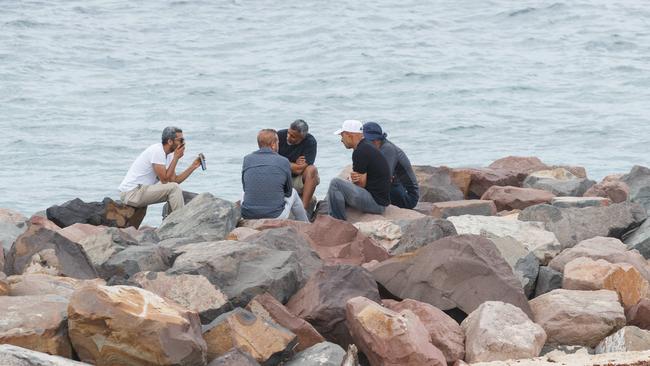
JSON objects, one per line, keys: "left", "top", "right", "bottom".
{"left": 257, "top": 129, "right": 279, "bottom": 151}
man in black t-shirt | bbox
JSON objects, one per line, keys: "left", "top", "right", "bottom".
{"left": 277, "top": 119, "right": 320, "bottom": 210}
{"left": 326, "top": 120, "right": 391, "bottom": 221}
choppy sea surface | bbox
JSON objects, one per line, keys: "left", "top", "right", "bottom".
{"left": 3, "top": 1, "right": 650, "bottom": 226}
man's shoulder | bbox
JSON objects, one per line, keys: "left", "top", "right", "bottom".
{"left": 277, "top": 129, "right": 288, "bottom": 138}
{"left": 304, "top": 133, "right": 317, "bottom": 144}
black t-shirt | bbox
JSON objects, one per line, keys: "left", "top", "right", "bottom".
{"left": 353, "top": 139, "right": 391, "bottom": 206}
{"left": 277, "top": 129, "right": 317, "bottom": 165}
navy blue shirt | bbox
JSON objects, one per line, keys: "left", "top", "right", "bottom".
{"left": 241, "top": 148, "right": 292, "bottom": 219}
{"left": 277, "top": 129, "right": 317, "bottom": 165}
{"left": 353, "top": 139, "right": 391, "bottom": 206}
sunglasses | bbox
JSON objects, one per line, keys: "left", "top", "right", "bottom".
{"left": 175, "top": 137, "right": 185, "bottom": 144}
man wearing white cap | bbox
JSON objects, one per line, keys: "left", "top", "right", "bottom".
{"left": 327, "top": 120, "right": 391, "bottom": 220}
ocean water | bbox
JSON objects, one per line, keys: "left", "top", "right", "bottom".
{"left": 3, "top": 1, "right": 650, "bottom": 226}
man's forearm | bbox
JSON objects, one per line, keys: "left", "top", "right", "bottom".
{"left": 290, "top": 163, "right": 306, "bottom": 175}
{"left": 162, "top": 159, "right": 179, "bottom": 183}
{"left": 174, "top": 165, "right": 197, "bottom": 184}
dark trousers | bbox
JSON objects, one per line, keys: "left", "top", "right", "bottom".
{"left": 390, "top": 183, "right": 419, "bottom": 209}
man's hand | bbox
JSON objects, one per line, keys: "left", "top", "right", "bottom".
{"left": 191, "top": 155, "right": 202, "bottom": 170}
{"left": 173, "top": 144, "right": 185, "bottom": 160}
{"left": 350, "top": 171, "right": 361, "bottom": 183}
{"left": 296, "top": 156, "right": 307, "bottom": 167}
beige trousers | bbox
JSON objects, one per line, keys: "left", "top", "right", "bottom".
{"left": 120, "top": 183, "right": 184, "bottom": 213}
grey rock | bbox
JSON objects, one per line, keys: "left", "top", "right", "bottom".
{"left": 100, "top": 245, "right": 170, "bottom": 284}
{"left": 412, "top": 165, "right": 464, "bottom": 203}
{"left": 156, "top": 193, "right": 240, "bottom": 242}
{"left": 244, "top": 227, "right": 323, "bottom": 282}
{"left": 0, "top": 344, "right": 90, "bottom": 365}
{"left": 489, "top": 237, "right": 539, "bottom": 298}
{"left": 76, "top": 227, "right": 139, "bottom": 268}
{"left": 0, "top": 246, "right": 4, "bottom": 273}
{"left": 169, "top": 241, "right": 302, "bottom": 307}
{"left": 535, "top": 266, "right": 563, "bottom": 297}
{"left": 515, "top": 252, "right": 540, "bottom": 298}
{"left": 0, "top": 209, "right": 28, "bottom": 251}
{"left": 624, "top": 219, "right": 650, "bottom": 259}
{"left": 284, "top": 342, "right": 346, "bottom": 366}
{"left": 540, "top": 344, "right": 593, "bottom": 357}
{"left": 519, "top": 203, "right": 647, "bottom": 249}
{"left": 391, "top": 216, "right": 457, "bottom": 255}
{"left": 595, "top": 326, "right": 650, "bottom": 354}
{"left": 524, "top": 170, "right": 595, "bottom": 197}
{"left": 45, "top": 197, "right": 146, "bottom": 229}
{"left": 623, "top": 165, "right": 650, "bottom": 213}
{"left": 551, "top": 196, "right": 611, "bottom": 208}
{"left": 207, "top": 348, "right": 260, "bottom": 366}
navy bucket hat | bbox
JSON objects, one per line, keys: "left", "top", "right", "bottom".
{"left": 362, "top": 121, "right": 387, "bottom": 141}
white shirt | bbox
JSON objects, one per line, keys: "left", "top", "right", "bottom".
{"left": 119, "top": 143, "right": 173, "bottom": 192}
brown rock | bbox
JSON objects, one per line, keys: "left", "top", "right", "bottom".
{"left": 346, "top": 205, "right": 425, "bottom": 223}
{"left": 603, "top": 264, "right": 650, "bottom": 311}
{"left": 481, "top": 186, "right": 555, "bottom": 211}
{"left": 0, "top": 294, "right": 71, "bottom": 357}
{"left": 422, "top": 199, "right": 497, "bottom": 219}
{"left": 7, "top": 273, "right": 104, "bottom": 298}
{"left": 5, "top": 221, "right": 97, "bottom": 279}
{"left": 562, "top": 257, "right": 616, "bottom": 290}
{"left": 450, "top": 169, "right": 473, "bottom": 198}
{"left": 247, "top": 293, "right": 324, "bottom": 352}
{"left": 584, "top": 179, "right": 630, "bottom": 204}
{"left": 226, "top": 227, "right": 259, "bottom": 241}
{"left": 627, "top": 298, "right": 650, "bottom": 330}
{"left": 0, "top": 272, "right": 8, "bottom": 295}
{"left": 346, "top": 296, "right": 446, "bottom": 366}
{"left": 286, "top": 264, "right": 380, "bottom": 347}
{"left": 383, "top": 299, "right": 465, "bottom": 364}
{"left": 68, "top": 285, "right": 206, "bottom": 365}
{"left": 489, "top": 156, "right": 551, "bottom": 175}
{"left": 371, "top": 234, "right": 532, "bottom": 317}
{"left": 553, "top": 165, "right": 588, "bottom": 178}
{"left": 57, "top": 223, "right": 107, "bottom": 244}
{"left": 202, "top": 308, "right": 296, "bottom": 365}
{"left": 129, "top": 271, "right": 230, "bottom": 324}
{"left": 412, "top": 165, "right": 465, "bottom": 202}
{"left": 530, "top": 289, "right": 625, "bottom": 347}
{"left": 208, "top": 348, "right": 260, "bottom": 366}
{"left": 453, "top": 168, "right": 525, "bottom": 199}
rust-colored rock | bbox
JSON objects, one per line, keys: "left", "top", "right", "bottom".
{"left": 603, "top": 264, "right": 650, "bottom": 311}
{"left": 68, "top": 285, "right": 207, "bottom": 365}
{"left": 226, "top": 227, "right": 259, "bottom": 241}
{"left": 562, "top": 257, "right": 616, "bottom": 290}
{"left": 0, "top": 273, "right": 8, "bottom": 296}
{"left": 489, "top": 156, "right": 550, "bottom": 174}
{"left": 584, "top": 179, "right": 630, "bottom": 204}
{"left": 57, "top": 223, "right": 107, "bottom": 244}
{"left": 371, "top": 234, "right": 532, "bottom": 317}
{"left": 286, "top": 264, "right": 380, "bottom": 347}
{"left": 202, "top": 308, "right": 296, "bottom": 365}
{"left": 627, "top": 298, "right": 650, "bottom": 330}
{"left": 346, "top": 296, "right": 446, "bottom": 366}
{"left": 247, "top": 293, "right": 324, "bottom": 352}
{"left": 383, "top": 299, "right": 465, "bottom": 364}
{"left": 450, "top": 169, "right": 473, "bottom": 198}
{"left": 481, "top": 186, "right": 555, "bottom": 211}
{"left": 453, "top": 168, "right": 525, "bottom": 199}
{"left": 129, "top": 271, "right": 230, "bottom": 323}
{"left": 0, "top": 294, "right": 71, "bottom": 357}
{"left": 421, "top": 199, "right": 497, "bottom": 219}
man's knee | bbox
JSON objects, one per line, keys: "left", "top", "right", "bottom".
{"left": 304, "top": 165, "right": 319, "bottom": 180}
{"left": 329, "top": 177, "right": 346, "bottom": 191}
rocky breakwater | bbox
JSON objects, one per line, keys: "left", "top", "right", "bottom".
{"left": 3, "top": 157, "right": 650, "bottom": 365}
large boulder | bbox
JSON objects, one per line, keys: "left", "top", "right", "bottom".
{"left": 481, "top": 186, "right": 555, "bottom": 211}
{"left": 529, "top": 289, "right": 625, "bottom": 347}
{"left": 45, "top": 197, "right": 146, "bottom": 229}
{"left": 57, "top": 223, "right": 107, "bottom": 244}
{"left": 535, "top": 266, "right": 563, "bottom": 297}
{"left": 412, "top": 165, "right": 464, "bottom": 202}
{"left": 416, "top": 200, "right": 497, "bottom": 219}
{"left": 6, "top": 273, "right": 104, "bottom": 298}
{"left": 354, "top": 216, "right": 457, "bottom": 254}
{"left": 595, "top": 326, "right": 650, "bottom": 354}
{"left": 129, "top": 271, "right": 230, "bottom": 324}
{"left": 240, "top": 216, "right": 389, "bottom": 266}
{"left": 548, "top": 237, "right": 650, "bottom": 281}
{"left": 244, "top": 227, "right": 324, "bottom": 282}
{"left": 523, "top": 168, "right": 596, "bottom": 197}
{"left": 286, "top": 265, "right": 380, "bottom": 347}
{"left": 72, "top": 226, "right": 139, "bottom": 269}
{"left": 461, "top": 301, "right": 546, "bottom": 363}
{"left": 448, "top": 215, "right": 561, "bottom": 263}
{"left": 0, "top": 295, "right": 71, "bottom": 357}
{"left": 623, "top": 219, "right": 650, "bottom": 259}
{"left": 627, "top": 298, "right": 650, "bottom": 330}
{"left": 0, "top": 208, "right": 28, "bottom": 251}
{"left": 156, "top": 193, "right": 240, "bottom": 241}
{"left": 346, "top": 205, "right": 425, "bottom": 223}
{"left": 488, "top": 156, "right": 550, "bottom": 175}
{"left": 622, "top": 165, "right": 650, "bottom": 213}
{"left": 100, "top": 244, "right": 170, "bottom": 283}
{"left": 584, "top": 175, "right": 629, "bottom": 204}
{"left": 283, "top": 342, "right": 346, "bottom": 366}
{"left": 202, "top": 308, "right": 296, "bottom": 365}
{"left": 383, "top": 299, "right": 465, "bottom": 364}
{"left": 371, "top": 234, "right": 532, "bottom": 317}
{"left": 247, "top": 293, "right": 324, "bottom": 352}
{"left": 453, "top": 168, "right": 524, "bottom": 199}
{"left": 169, "top": 241, "right": 302, "bottom": 307}
{"left": 5, "top": 222, "right": 97, "bottom": 279}
{"left": 603, "top": 263, "right": 650, "bottom": 310}
{"left": 518, "top": 202, "right": 647, "bottom": 249}
{"left": 68, "top": 285, "right": 207, "bottom": 365}
{"left": 0, "top": 344, "right": 89, "bottom": 366}
{"left": 346, "top": 296, "right": 446, "bottom": 366}
{"left": 489, "top": 237, "right": 540, "bottom": 298}
{"left": 562, "top": 257, "right": 615, "bottom": 290}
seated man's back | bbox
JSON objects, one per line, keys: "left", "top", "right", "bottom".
{"left": 241, "top": 149, "right": 291, "bottom": 219}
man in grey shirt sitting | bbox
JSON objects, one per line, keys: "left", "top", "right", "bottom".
{"left": 362, "top": 122, "right": 420, "bottom": 209}
{"left": 241, "top": 129, "right": 309, "bottom": 222}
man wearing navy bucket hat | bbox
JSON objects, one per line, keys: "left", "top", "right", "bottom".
{"left": 362, "top": 122, "right": 420, "bottom": 209}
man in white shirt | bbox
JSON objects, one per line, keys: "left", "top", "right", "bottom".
{"left": 118, "top": 126, "right": 201, "bottom": 214}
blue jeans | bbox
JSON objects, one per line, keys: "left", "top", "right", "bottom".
{"left": 326, "top": 177, "right": 386, "bottom": 221}
{"left": 390, "top": 182, "right": 419, "bottom": 209}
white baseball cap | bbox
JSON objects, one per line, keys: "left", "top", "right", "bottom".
{"left": 334, "top": 120, "right": 363, "bottom": 135}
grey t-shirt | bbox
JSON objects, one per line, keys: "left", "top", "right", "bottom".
{"left": 241, "top": 147, "right": 292, "bottom": 219}
{"left": 380, "top": 140, "right": 419, "bottom": 195}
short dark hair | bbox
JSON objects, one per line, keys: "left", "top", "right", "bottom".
{"left": 162, "top": 126, "right": 182, "bottom": 144}
{"left": 289, "top": 119, "right": 309, "bottom": 136}
{"left": 257, "top": 129, "right": 278, "bottom": 148}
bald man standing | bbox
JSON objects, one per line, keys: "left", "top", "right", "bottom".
{"left": 241, "top": 129, "right": 309, "bottom": 222}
